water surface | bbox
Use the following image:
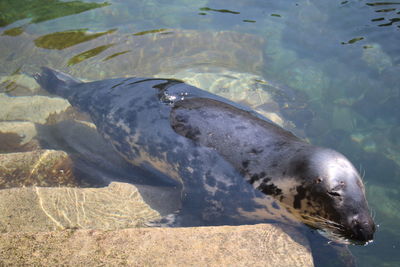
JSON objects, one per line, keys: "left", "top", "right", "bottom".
{"left": 1, "top": 0, "right": 399, "bottom": 266}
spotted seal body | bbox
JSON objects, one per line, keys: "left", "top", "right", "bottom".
{"left": 35, "top": 67, "right": 375, "bottom": 244}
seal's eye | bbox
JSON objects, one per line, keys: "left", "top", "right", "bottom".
{"left": 315, "top": 178, "right": 323, "bottom": 184}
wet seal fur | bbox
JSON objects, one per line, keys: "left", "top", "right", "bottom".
{"left": 35, "top": 67, "right": 375, "bottom": 245}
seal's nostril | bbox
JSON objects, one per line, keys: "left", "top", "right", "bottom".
{"left": 328, "top": 191, "right": 341, "bottom": 197}
{"left": 351, "top": 218, "right": 361, "bottom": 230}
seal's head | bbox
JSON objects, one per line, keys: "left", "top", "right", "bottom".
{"left": 288, "top": 147, "right": 376, "bottom": 245}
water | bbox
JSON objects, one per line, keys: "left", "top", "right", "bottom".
{"left": 1, "top": 0, "right": 399, "bottom": 266}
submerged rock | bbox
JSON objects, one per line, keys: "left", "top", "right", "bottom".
{"left": 367, "top": 184, "right": 400, "bottom": 237}
{"left": 0, "top": 150, "right": 77, "bottom": 189}
{"left": 0, "top": 224, "right": 313, "bottom": 267}
{"left": 0, "top": 30, "right": 265, "bottom": 80}
{"left": 156, "top": 68, "right": 312, "bottom": 133}
{"left": 0, "top": 182, "right": 161, "bottom": 232}
{"left": 362, "top": 43, "right": 393, "bottom": 73}
{"left": 284, "top": 60, "right": 330, "bottom": 101}
{"left": 0, "top": 93, "right": 70, "bottom": 124}
{"left": 156, "top": 68, "right": 288, "bottom": 127}
{"left": 0, "top": 121, "right": 39, "bottom": 152}
{"left": 0, "top": 73, "right": 40, "bottom": 96}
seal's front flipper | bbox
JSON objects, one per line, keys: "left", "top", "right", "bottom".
{"left": 145, "top": 208, "right": 209, "bottom": 228}
{"left": 145, "top": 212, "right": 182, "bottom": 227}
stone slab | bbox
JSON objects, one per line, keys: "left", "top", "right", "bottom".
{"left": 0, "top": 224, "right": 313, "bottom": 267}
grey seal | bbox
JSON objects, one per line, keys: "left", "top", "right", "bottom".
{"left": 35, "top": 67, "right": 375, "bottom": 245}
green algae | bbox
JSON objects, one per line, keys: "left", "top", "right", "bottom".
{"left": 366, "top": 2, "right": 400, "bottom": 6}
{"left": 34, "top": 29, "right": 116, "bottom": 50}
{"left": 341, "top": 37, "right": 364, "bottom": 45}
{"left": 67, "top": 44, "right": 114, "bottom": 66}
{"left": 103, "top": 50, "right": 131, "bottom": 61}
{"left": 199, "top": 7, "right": 240, "bottom": 14}
{"left": 0, "top": 0, "right": 109, "bottom": 27}
{"left": 2, "top": 26, "right": 24, "bottom": 36}
{"left": 133, "top": 29, "right": 168, "bottom": 36}
{"left": 243, "top": 19, "right": 256, "bottom": 23}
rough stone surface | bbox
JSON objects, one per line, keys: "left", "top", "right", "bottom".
{"left": 0, "top": 182, "right": 161, "bottom": 232}
{"left": 0, "top": 121, "right": 39, "bottom": 152}
{"left": 0, "top": 224, "right": 313, "bottom": 267}
{"left": 0, "top": 149, "right": 77, "bottom": 189}
{"left": 0, "top": 93, "right": 70, "bottom": 124}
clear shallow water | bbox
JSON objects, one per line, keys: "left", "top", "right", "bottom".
{"left": 0, "top": 0, "right": 399, "bottom": 266}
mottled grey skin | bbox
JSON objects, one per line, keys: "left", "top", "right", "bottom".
{"left": 35, "top": 67, "right": 375, "bottom": 244}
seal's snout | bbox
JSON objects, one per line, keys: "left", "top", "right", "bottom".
{"left": 349, "top": 215, "right": 376, "bottom": 243}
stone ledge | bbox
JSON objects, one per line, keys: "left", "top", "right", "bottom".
{"left": 0, "top": 224, "right": 313, "bottom": 267}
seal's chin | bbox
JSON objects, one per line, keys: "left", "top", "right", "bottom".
{"left": 347, "top": 215, "right": 376, "bottom": 245}
{"left": 317, "top": 229, "right": 351, "bottom": 245}
{"left": 296, "top": 212, "right": 375, "bottom": 245}
{"left": 317, "top": 228, "right": 374, "bottom": 246}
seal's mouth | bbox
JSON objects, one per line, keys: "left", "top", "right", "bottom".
{"left": 316, "top": 218, "right": 376, "bottom": 246}
{"left": 317, "top": 228, "right": 374, "bottom": 246}
{"left": 301, "top": 214, "right": 376, "bottom": 245}
{"left": 347, "top": 216, "right": 376, "bottom": 244}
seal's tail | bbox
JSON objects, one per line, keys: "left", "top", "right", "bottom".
{"left": 34, "top": 67, "right": 81, "bottom": 98}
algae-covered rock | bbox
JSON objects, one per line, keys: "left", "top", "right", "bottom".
{"left": 0, "top": 0, "right": 109, "bottom": 28}
{"left": 367, "top": 184, "right": 400, "bottom": 236}
{"left": 331, "top": 106, "right": 356, "bottom": 131}
{"left": 0, "top": 150, "right": 77, "bottom": 189}
{"left": 0, "top": 182, "right": 161, "bottom": 232}
{"left": 284, "top": 60, "right": 330, "bottom": 101}
{"left": 362, "top": 43, "right": 393, "bottom": 73}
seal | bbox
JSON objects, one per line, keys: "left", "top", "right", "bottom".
{"left": 35, "top": 67, "right": 375, "bottom": 245}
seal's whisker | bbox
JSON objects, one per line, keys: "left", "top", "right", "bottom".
{"left": 298, "top": 214, "right": 344, "bottom": 232}
{"left": 321, "top": 222, "right": 343, "bottom": 231}
{"left": 312, "top": 215, "right": 344, "bottom": 230}
{"left": 370, "top": 207, "right": 376, "bottom": 220}
{"left": 359, "top": 164, "right": 366, "bottom": 181}
{"left": 317, "top": 229, "right": 350, "bottom": 245}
